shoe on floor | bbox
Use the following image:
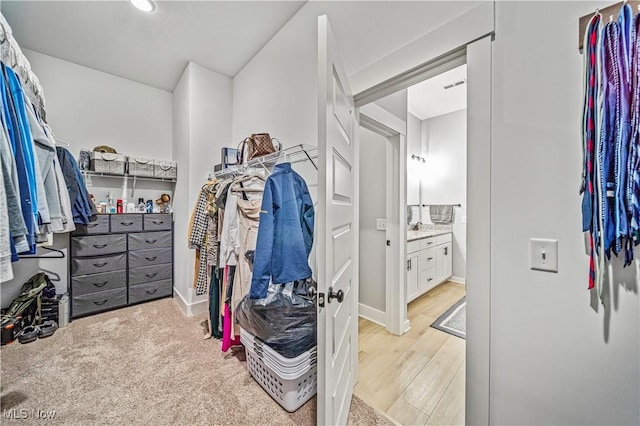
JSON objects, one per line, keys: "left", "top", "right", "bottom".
{"left": 17, "top": 325, "right": 39, "bottom": 344}
{"left": 38, "top": 320, "right": 58, "bottom": 338}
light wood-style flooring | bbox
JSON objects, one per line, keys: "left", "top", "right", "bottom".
{"left": 354, "top": 281, "right": 466, "bottom": 426}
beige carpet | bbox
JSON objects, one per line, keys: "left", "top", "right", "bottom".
{"left": 0, "top": 298, "right": 392, "bottom": 426}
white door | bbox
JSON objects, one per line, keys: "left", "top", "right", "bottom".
{"left": 317, "top": 15, "right": 359, "bottom": 426}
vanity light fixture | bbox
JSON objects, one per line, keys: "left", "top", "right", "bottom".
{"left": 130, "top": 0, "right": 155, "bottom": 12}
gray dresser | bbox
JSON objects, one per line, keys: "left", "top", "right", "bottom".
{"left": 70, "top": 213, "right": 173, "bottom": 319}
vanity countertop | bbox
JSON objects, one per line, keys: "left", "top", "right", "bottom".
{"left": 407, "top": 229, "right": 451, "bottom": 242}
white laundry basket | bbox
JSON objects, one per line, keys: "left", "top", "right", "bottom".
{"left": 241, "top": 328, "right": 317, "bottom": 412}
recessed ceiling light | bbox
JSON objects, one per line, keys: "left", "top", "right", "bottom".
{"left": 130, "top": 0, "right": 155, "bottom": 13}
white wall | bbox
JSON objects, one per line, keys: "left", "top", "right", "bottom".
{"left": 172, "top": 62, "right": 233, "bottom": 314}
{"left": 490, "top": 2, "right": 638, "bottom": 424}
{"left": 358, "top": 127, "right": 387, "bottom": 314}
{"left": 2, "top": 50, "right": 173, "bottom": 308}
{"left": 421, "top": 109, "right": 466, "bottom": 281}
{"left": 406, "top": 112, "right": 422, "bottom": 209}
{"left": 23, "top": 49, "right": 172, "bottom": 160}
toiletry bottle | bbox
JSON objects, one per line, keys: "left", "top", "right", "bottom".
{"left": 116, "top": 199, "right": 123, "bottom": 214}
{"left": 138, "top": 198, "right": 146, "bottom": 213}
{"left": 146, "top": 200, "right": 153, "bottom": 213}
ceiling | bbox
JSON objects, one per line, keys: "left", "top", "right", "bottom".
{"left": 408, "top": 64, "right": 467, "bottom": 120}
{"left": 1, "top": 1, "right": 306, "bottom": 91}
{"left": 1, "top": 1, "right": 481, "bottom": 93}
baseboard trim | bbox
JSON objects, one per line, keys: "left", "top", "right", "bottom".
{"left": 173, "top": 289, "right": 208, "bottom": 317}
{"left": 358, "top": 303, "right": 386, "bottom": 327}
{"left": 450, "top": 276, "right": 466, "bottom": 285}
{"left": 402, "top": 319, "right": 411, "bottom": 334}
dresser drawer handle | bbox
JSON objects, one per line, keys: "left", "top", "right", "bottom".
{"left": 93, "top": 262, "right": 108, "bottom": 267}
{"left": 427, "top": 257, "right": 434, "bottom": 261}
{"left": 145, "top": 288, "right": 158, "bottom": 295}
{"left": 92, "top": 244, "right": 108, "bottom": 249}
{"left": 120, "top": 222, "right": 134, "bottom": 226}
{"left": 93, "top": 281, "right": 109, "bottom": 288}
{"left": 145, "top": 239, "right": 157, "bottom": 244}
{"left": 428, "top": 278, "right": 434, "bottom": 282}
{"left": 93, "top": 299, "right": 108, "bottom": 306}
{"left": 145, "top": 256, "right": 158, "bottom": 261}
{"left": 145, "top": 272, "right": 158, "bottom": 278}
{"left": 87, "top": 223, "right": 99, "bottom": 228}
{"left": 152, "top": 220, "right": 164, "bottom": 225}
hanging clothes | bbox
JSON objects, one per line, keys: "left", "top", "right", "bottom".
{"left": 55, "top": 146, "right": 96, "bottom": 225}
{"left": 581, "top": 4, "right": 640, "bottom": 302}
{"left": 0, "top": 158, "right": 12, "bottom": 282}
{"left": 250, "top": 163, "right": 314, "bottom": 300}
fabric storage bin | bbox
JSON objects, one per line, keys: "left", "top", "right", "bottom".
{"left": 110, "top": 214, "right": 143, "bottom": 233}
{"left": 129, "top": 263, "right": 172, "bottom": 285}
{"left": 72, "top": 214, "right": 110, "bottom": 235}
{"left": 143, "top": 214, "right": 172, "bottom": 231}
{"left": 154, "top": 159, "right": 177, "bottom": 179}
{"left": 72, "top": 288, "right": 127, "bottom": 317}
{"left": 128, "top": 231, "right": 172, "bottom": 251}
{"left": 71, "top": 253, "right": 127, "bottom": 276}
{"left": 90, "top": 152, "right": 127, "bottom": 175}
{"left": 71, "top": 234, "right": 127, "bottom": 257}
{"left": 128, "top": 280, "right": 173, "bottom": 304}
{"left": 128, "top": 157, "right": 155, "bottom": 177}
{"left": 72, "top": 270, "right": 127, "bottom": 296}
{"left": 128, "top": 247, "right": 172, "bottom": 268}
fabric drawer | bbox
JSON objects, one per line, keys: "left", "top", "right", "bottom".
{"left": 72, "top": 270, "right": 127, "bottom": 296}
{"left": 128, "top": 231, "right": 172, "bottom": 251}
{"left": 71, "top": 253, "right": 127, "bottom": 276}
{"left": 128, "top": 248, "right": 172, "bottom": 268}
{"left": 129, "top": 264, "right": 172, "bottom": 285}
{"left": 143, "top": 214, "right": 172, "bottom": 231}
{"left": 129, "top": 280, "right": 173, "bottom": 304}
{"left": 420, "top": 237, "right": 437, "bottom": 250}
{"left": 72, "top": 288, "right": 127, "bottom": 317}
{"left": 72, "top": 214, "right": 109, "bottom": 235}
{"left": 110, "top": 214, "right": 143, "bottom": 233}
{"left": 407, "top": 240, "right": 420, "bottom": 254}
{"left": 436, "top": 233, "right": 452, "bottom": 245}
{"left": 71, "top": 234, "right": 126, "bottom": 257}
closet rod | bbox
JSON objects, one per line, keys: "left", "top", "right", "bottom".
{"left": 578, "top": 1, "right": 640, "bottom": 51}
{"left": 421, "top": 203, "right": 462, "bottom": 207}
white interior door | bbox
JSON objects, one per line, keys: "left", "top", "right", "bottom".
{"left": 317, "top": 15, "right": 359, "bottom": 426}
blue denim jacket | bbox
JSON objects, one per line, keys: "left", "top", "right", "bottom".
{"left": 250, "top": 163, "right": 314, "bottom": 299}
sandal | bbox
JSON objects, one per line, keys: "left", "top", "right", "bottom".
{"left": 38, "top": 320, "right": 58, "bottom": 338}
{"left": 17, "top": 325, "right": 39, "bottom": 344}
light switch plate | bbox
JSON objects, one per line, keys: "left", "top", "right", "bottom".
{"left": 530, "top": 238, "right": 558, "bottom": 272}
{"left": 376, "top": 219, "right": 386, "bottom": 231}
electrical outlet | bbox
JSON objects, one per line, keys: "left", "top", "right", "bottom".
{"left": 530, "top": 238, "right": 558, "bottom": 273}
{"left": 376, "top": 219, "right": 386, "bottom": 231}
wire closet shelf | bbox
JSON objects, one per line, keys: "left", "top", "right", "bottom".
{"left": 210, "top": 144, "right": 318, "bottom": 187}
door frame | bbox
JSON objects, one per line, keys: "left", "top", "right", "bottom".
{"left": 349, "top": 3, "right": 494, "bottom": 424}
{"left": 359, "top": 106, "right": 408, "bottom": 336}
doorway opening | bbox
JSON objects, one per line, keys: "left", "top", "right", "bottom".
{"left": 355, "top": 62, "right": 468, "bottom": 425}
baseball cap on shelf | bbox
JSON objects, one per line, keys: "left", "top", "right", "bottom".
{"left": 92, "top": 145, "right": 117, "bottom": 154}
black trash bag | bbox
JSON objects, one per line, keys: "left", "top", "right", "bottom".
{"left": 236, "top": 277, "right": 316, "bottom": 358}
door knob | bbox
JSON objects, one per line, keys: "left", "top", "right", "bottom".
{"left": 328, "top": 286, "right": 344, "bottom": 303}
